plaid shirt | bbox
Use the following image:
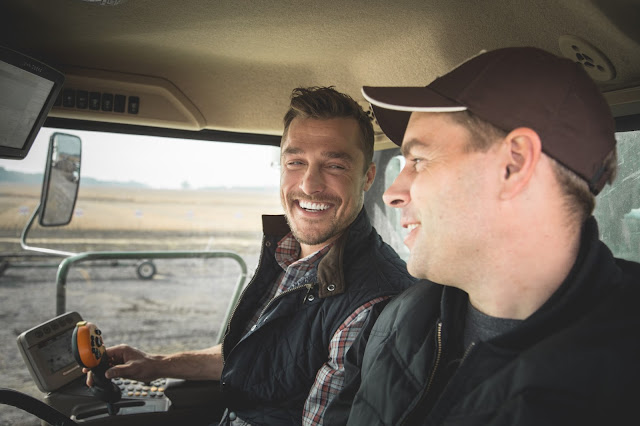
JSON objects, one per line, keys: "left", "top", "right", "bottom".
{"left": 231, "top": 232, "right": 389, "bottom": 425}
{"left": 302, "top": 295, "right": 388, "bottom": 425}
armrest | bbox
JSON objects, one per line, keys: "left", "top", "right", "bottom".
{"left": 163, "top": 379, "right": 223, "bottom": 410}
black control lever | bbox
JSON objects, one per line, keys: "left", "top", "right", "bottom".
{"left": 71, "top": 321, "right": 121, "bottom": 415}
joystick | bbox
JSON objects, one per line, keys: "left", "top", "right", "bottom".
{"left": 71, "top": 321, "right": 121, "bottom": 415}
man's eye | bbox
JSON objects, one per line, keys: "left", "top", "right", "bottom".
{"left": 328, "top": 164, "right": 346, "bottom": 170}
{"left": 408, "top": 157, "right": 431, "bottom": 172}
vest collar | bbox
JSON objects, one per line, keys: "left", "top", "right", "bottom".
{"left": 260, "top": 208, "right": 372, "bottom": 299}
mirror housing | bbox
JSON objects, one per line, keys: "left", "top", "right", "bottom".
{"left": 39, "top": 133, "right": 82, "bottom": 226}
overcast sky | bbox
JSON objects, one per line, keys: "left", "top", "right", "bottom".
{"left": 0, "top": 127, "right": 281, "bottom": 189}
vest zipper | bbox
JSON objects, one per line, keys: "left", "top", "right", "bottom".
{"left": 221, "top": 235, "right": 268, "bottom": 363}
{"left": 258, "top": 282, "right": 314, "bottom": 318}
{"left": 461, "top": 341, "right": 476, "bottom": 364}
{"left": 424, "top": 321, "right": 444, "bottom": 400}
{"left": 400, "top": 320, "right": 443, "bottom": 425}
{"left": 222, "top": 277, "right": 314, "bottom": 361}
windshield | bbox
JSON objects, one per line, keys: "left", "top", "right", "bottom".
{"left": 1, "top": 128, "right": 282, "bottom": 253}
{"left": 0, "top": 128, "right": 282, "bottom": 421}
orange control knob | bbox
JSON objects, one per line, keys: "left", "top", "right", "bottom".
{"left": 72, "top": 321, "right": 106, "bottom": 369}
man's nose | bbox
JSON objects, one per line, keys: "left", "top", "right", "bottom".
{"left": 300, "top": 166, "right": 325, "bottom": 195}
{"left": 383, "top": 170, "right": 410, "bottom": 208}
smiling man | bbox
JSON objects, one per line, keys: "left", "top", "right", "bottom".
{"left": 280, "top": 114, "right": 371, "bottom": 256}
{"left": 86, "top": 86, "right": 415, "bottom": 425}
{"left": 324, "top": 48, "right": 640, "bottom": 425}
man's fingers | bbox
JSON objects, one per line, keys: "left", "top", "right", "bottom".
{"left": 104, "top": 364, "right": 129, "bottom": 380}
{"left": 85, "top": 371, "right": 95, "bottom": 387}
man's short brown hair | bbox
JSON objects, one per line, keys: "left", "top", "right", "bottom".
{"left": 283, "top": 86, "right": 374, "bottom": 171}
{"left": 448, "top": 110, "right": 618, "bottom": 223}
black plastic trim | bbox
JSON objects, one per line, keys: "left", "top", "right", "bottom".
{"left": 614, "top": 114, "right": 640, "bottom": 133}
{"left": 43, "top": 117, "right": 282, "bottom": 146}
{"left": 42, "top": 113, "right": 639, "bottom": 149}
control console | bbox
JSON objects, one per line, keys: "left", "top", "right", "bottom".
{"left": 16, "top": 312, "right": 170, "bottom": 421}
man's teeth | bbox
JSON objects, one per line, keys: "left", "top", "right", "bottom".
{"left": 407, "top": 224, "right": 419, "bottom": 231}
{"left": 300, "top": 201, "right": 330, "bottom": 211}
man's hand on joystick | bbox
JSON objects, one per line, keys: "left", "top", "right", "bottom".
{"left": 72, "top": 321, "right": 121, "bottom": 415}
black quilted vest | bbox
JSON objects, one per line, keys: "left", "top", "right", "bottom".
{"left": 220, "top": 208, "right": 415, "bottom": 425}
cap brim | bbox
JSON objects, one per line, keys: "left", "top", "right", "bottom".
{"left": 362, "top": 86, "right": 467, "bottom": 146}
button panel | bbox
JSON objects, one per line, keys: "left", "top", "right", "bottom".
{"left": 56, "top": 88, "right": 139, "bottom": 114}
{"left": 113, "top": 378, "right": 167, "bottom": 399}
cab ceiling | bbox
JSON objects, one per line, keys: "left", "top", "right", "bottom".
{"left": 2, "top": 0, "right": 639, "bottom": 136}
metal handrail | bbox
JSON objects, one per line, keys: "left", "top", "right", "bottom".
{"left": 55, "top": 250, "right": 248, "bottom": 344}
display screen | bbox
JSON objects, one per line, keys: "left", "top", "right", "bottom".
{"left": 38, "top": 328, "right": 75, "bottom": 374}
{"left": 0, "top": 45, "right": 64, "bottom": 159}
{"left": 0, "top": 60, "right": 54, "bottom": 150}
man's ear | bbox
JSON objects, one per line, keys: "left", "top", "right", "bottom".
{"left": 363, "top": 162, "right": 376, "bottom": 191}
{"left": 499, "top": 127, "right": 542, "bottom": 199}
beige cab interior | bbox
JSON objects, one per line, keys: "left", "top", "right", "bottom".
{"left": 3, "top": 0, "right": 639, "bottom": 146}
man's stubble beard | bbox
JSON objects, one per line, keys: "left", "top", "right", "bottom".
{"left": 282, "top": 193, "right": 344, "bottom": 246}
{"left": 281, "top": 190, "right": 364, "bottom": 247}
{"left": 283, "top": 204, "right": 341, "bottom": 246}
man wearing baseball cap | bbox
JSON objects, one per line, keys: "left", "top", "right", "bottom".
{"left": 324, "top": 47, "right": 640, "bottom": 425}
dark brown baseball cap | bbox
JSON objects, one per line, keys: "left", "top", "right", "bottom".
{"left": 362, "top": 47, "right": 616, "bottom": 194}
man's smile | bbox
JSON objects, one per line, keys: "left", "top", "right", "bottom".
{"left": 402, "top": 221, "right": 421, "bottom": 248}
{"left": 298, "top": 200, "right": 332, "bottom": 212}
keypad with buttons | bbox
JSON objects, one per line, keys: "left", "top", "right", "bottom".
{"left": 113, "top": 378, "right": 167, "bottom": 399}
{"left": 55, "top": 88, "right": 139, "bottom": 114}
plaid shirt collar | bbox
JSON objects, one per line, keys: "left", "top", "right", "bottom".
{"left": 275, "top": 232, "right": 332, "bottom": 293}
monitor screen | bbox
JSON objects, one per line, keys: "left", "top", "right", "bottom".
{"left": 37, "top": 327, "right": 76, "bottom": 374}
{"left": 0, "top": 45, "right": 64, "bottom": 159}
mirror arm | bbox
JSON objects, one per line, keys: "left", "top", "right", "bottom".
{"left": 20, "top": 204, "right": 77, "bottom": 257}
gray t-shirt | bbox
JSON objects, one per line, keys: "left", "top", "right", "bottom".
{"left": 463, "top": 301, "right": 522, "bottom": 348}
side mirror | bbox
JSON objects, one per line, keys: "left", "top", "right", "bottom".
{"left": 39, "top": 133, "right": 82, "bottom": 226}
